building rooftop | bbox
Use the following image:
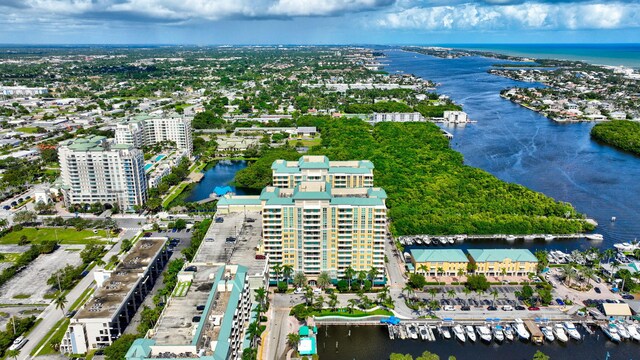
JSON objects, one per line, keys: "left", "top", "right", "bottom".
{"left": 409, "top": 249, "right": 469, "bottom": 263}
{"left": 467, "top": 249, "right": 538, "bottom": 263}
{"left": 258, "top": 182, "right": 386, "bottom": 207}
{"left": 76, "top": 239, "right": 166, "bottom": 320}
{"left": 271, "top": 156, "right": 374, "bottom": 174}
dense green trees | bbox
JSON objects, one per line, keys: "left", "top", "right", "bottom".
{"left": 234, "top": 148, "right": 300, "bottom": 189}
{"left": 591, "top": 120, "right": 640, "bottom": 155}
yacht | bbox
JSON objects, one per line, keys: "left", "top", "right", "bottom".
{"left": 524, "top": 235, "right": 536, "bottom": 241}
{"left": 455, "top": 235, "right": 466, "bottom": 242}
{"left": 415, "top": 237, "right": 423, "bottom": 245}
{"left": 408, "top": 324, "right": 419, "bottom": 339}
{"left": 388, "top": 325, "right": 395, "bottom": 340}
{"left": 584, "top": 234, "right": 604, "bottom": 241}
{"left": 466, "top": 325, "right": 477, "bottom": 342}
{"left": 602, "top": 324, "right": 621, "bottom": 342}
{"left": 553, "top": 323, "right": 568, "bottom": 342}
{"left": 514, "top": 319, "right": 530, "bottom": 340}
{"left": 544, "top": 234, "right": 555, "bottom": 241}
{"left": 503, "top": 325, "right": 515, "bottom": 341}
{"left": 419, "top": 325, "right": 429, "bottom": 340}
{"left": 424, "top": 237, "right": 432, "bottom": 245}
{"left": 541, "top": 326, "right": 555, "bottom": 342}
{"left": 447, "top": 237, "right": 455, "bottom": 244}
{"left": 493, "top": 325, "right": 505, "bottom": 342}
{"left": 626, "top": 324, "right": 640, "bottom": 341}
{"left": 476, "top": 325, "right": 492, "bottom": 342}
{"left": 564, "top": 322, "right": 581, "bottom": 340}
{"left": 441, "top": 326, "right": 451, "bottom": 339}
{"left": 614, "top": 242, "right": 638, "bottom": 252}
{"left": 615, "top": 323, "right": 630, "bottom": 340}
{"left": 506, "top": 235, "right": 517, "bottom": 242}
{"left": 399, "top": 325, "right": 407, "bottom": 339}
{"left": 453, "top": 324, "right": 466, "bottom": 342}
{"left": 439, "top": 237, "right": 448, "bottom": 245}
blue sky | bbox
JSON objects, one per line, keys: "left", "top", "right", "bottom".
{"left": 1, "top": 0, "right": 639, "bottom": 44}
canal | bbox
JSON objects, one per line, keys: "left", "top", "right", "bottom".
{"left": 183, "top": 160, "right": 256, "bottom": 202}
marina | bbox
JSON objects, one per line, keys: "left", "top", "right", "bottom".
{"left": 397, "top": 233, "right": 602, "bottom": 246}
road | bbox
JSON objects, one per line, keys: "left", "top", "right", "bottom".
{"left": 17, "top": 230, "right": 134, "bottom": 360}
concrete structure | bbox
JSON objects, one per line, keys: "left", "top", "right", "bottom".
{"left": 58, "top": 136, "right": 147, "bottom": 210}
{"left": 0, "top": 86, "right": 48, "bottom": 96}
{"left": 467, "top": 249, "right": 538, "bottom": 276}
{"left": 60, "top": 239, "right": 170, "bottom": 354}
{"left": 600, "top": 303, "right": 632, "bottom": 320}
{"left": 369, "top": 112, "right": 424, "bottom": 124}
{"left": 271, "top": 155, "right": 374, "bottom": 189}
{"left": 443, "top": 111, "right": 469, "bottom": 123}
{"left": 217, "top": 156, "right": 386, "bottom": 284}
{"left": 409, "top": 249, "right": 469, "bottom": 276}
{"left": 33, "top": 186, "right": 51, "bottom": 204}
{"left": 124, "top": 264, "right": 252, "bottom": 360}
{"left": 116, "top": 114, "right": 193, "bottom": 156}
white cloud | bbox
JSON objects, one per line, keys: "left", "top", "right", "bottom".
{"left": 377, "top": 2, "right": 640, "bottom": 30}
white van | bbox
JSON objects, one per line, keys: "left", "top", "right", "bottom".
{"left": 9, "top": 336, "right": 27, "bottom": 351}
{"left": 502, "top": 305, "right": 513, "bottom": 311}
{"left": 443, "top": 305, "right": 455, "bottom": 311}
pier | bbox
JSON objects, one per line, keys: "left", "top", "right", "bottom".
{"left": 397, "top": 232, "right": 603, "bottom": 246}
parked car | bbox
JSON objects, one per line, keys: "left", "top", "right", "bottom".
{"left": 528, "top": 306, "right": 540, "bottom": 311}
{"left": 9, "top": 336, "right": 27, "bottom": 351}
{"left": 2, "top": 205, "right": 9, "bottom": 210}
{"left": 461, "top": 306, "right": 471, "bottom": 311}
{"left": 65, "top": 310, "right": 77, "bottom": 318}
{"left": 215, "top": 217, "right": 224, "bottom": 223}
{"left": 594, "top": 287, "right": 601, "bottom": 294}
{"left": 502, "top": 305, "right": 513, "bottom": 311}
{"left": 143, "top": 232, "right": 152, "bottom": 237}
{"left": 555, "top": 298, "right": 565, "bottom": 306}
{"left": 443, "top": 305, "right": 455, "bottom": 311}
{"left": 487, "top": 306, "right": 497, "bottom": 311}
{"left": 622, "top": 294, "right": 635, "bottom": 300}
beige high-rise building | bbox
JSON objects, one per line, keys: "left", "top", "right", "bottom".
{"left": 115, "top": 114, "right": 193, "bottom": 156}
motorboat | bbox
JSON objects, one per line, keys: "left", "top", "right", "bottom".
{"left": 553, "top": 323, "right": 568, "bottom": 342}
{"left": 514, "top": 319, "right": 530, "bottom": 340}
{"left": 399, "top": 325, "right": 407, "bottom": 339}
{"left": 453, "top": 324, "right": 466, "bottom": 342}
{"left": 408, "top": 324, "right": 419, "bottom": 339}
{"left": 415, "top": 237, "right": 423, "bottom": 245}
{"left": 476, "top": 325, "right": 492, "bottom": 342}
{"left": 439, "top": 237, "right": 447, "bottom": 245}
{"left": 615, "top": 323, "right": 630, "bottom": 340}
{"left": 493, "top": 325, "right": 505, "bottom": 342}
{"left": 506, "top": 235, "right": 517, "bottom": 242}
{"left": 584, "top": 234, "right": 604, "bottom": 241}
{"left": 564, "top": 322, "right": 581, "bottom": 340}
{"left": 388, "top": 325, "right": 395, "bottom": 340}
{"left": 626, "top": 324, "right": 640, "bottom": 341}
{"left": 602, "top": 324, "right": 621, "bottom": 342}
{"left": 524, "top": 235, "right": 536, "bottom": 241}
{"left": 424, "top": 237, "right": 431, "bottom": 245}
{"left": 447, "top": 237, "right": 455, "bottom": 244}
{"left": 466, "top": 325, "right": 477, "bottom": 342}
{"left": 455, "top": 235, "right": 466, "bottom": 242}
{"left": 419, "top": 325, "right": 428, "bottom": 340}
{"left": 544, "top": 234, "right": 555, "bottom": 241}
{"left": 441, "top": 326, "right": 452, "bottom": 339}
{"left": 614, "top": 242, "right": 639, "bottom": 252}
{"left": 541, "top": 326, "right": 555, "bottom": 342}
{"left": 503, "top": 325, "right": 515, "bottom": 341}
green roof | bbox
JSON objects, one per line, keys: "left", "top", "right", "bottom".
{"left": 410, "top": 249, "right": 469, "bottom": 263}
{"left": 271, "top": 157, "right": 374, "bottom": 174}
{"left": 299, "top": 326, "right": 310, "bottom": 336}
{"left": 125, "top": 339, "right": 155, "bottom": 360}
{"left": 467, "top": 249, "right": 538, "bottom": 263}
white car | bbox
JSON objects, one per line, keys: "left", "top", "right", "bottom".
{"left": 313, "top": 288, "right": 323, "bottom": 295}
{"left": 9, "top": 336, "right": 27, "bottom": 351}
{"left": 502, "top": 305, "right": 513, "bottom": 311}
{"left": 293, "top": 288, "right": 304, "bottom": 294}
{"left": 443, "top": 305, "right": 455, "bottom": 311}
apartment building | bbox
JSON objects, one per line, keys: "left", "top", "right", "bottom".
{"left": 271, "top": 155, "right": 374, "bottom": 189}
{"left": 60, "top": 239, "right": 170, "bottom": 354}
{"left": 468, "top": 249, "right": 538, "bottom": 276}
{"left": 125, "top": 264, "right": 252, "bottom": 360}
{"left": 409, "top": 249, "right": 469, "bottom": 276}
{"left": 115, "top": 114, "right": 193, "bottom": 156}
{"left": 369, "top": 112, "right": 425, "bottom": 124}
{"left": 58, "top": 136, "right": 147, "bottom": 210}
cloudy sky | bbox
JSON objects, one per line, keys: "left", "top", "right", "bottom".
{"left": 1, "top": 0, "right": 639, "bottom": 44}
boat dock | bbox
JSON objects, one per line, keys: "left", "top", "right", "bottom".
{"left": 397, "top": 232, "right": 603, "bottom": 246}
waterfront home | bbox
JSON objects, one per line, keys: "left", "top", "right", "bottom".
{"left": 467, "top": 249, "right": 538, "bottom": 276}
{"left": 409, "top": 249, "right": 469, "bottom": 276}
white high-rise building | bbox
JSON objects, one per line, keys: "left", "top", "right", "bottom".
{"left": 115, "top": 114, "right": 193, "bottom": 156}
{"left": 58, "top": 135, "right": 147, "bottom": 210}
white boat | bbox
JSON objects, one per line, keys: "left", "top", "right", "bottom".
{"left": 419, "top": 325, "right": 428, "bottom": 340}
{"left": 602, "top": 324, "right": 621, "bottom": 342}
{"left": 564, "top": 322, "right": 581, "bottom": 340}
{"left": 425, "top": 237, "right": 432, "bottom": 245}
{"left": 553, "top": 323, "right": 568, "bottom": 342}
{"left": 493, "top": 325, "right": 505, "bottom": 342}
{"left": 626, "top": 324, "right": 640, "bottom": 341}
{"left": 439, "top": 237, "right": 447, "bottom": 245}
{"left": 399, "top": 325, "right": 407, "bottom": 339}
{"left": 544, "top": 234, "right": 555, "bottom": 241}
{"left": 388, "top": 325, "right": 395, "bottom": 340}
{"left": 453, "top": 324, "right": 466, "bottom": 342}
{"left": 476, "top": 325, "right": 492, "bottom": 342}
{"left": 455, "top": 235, "right": 466, "bottom": 242}
{"left": 615, "top": 323, "right": 630, "bottom": 340}
{"left": 584, "top": 234, "right": 604, "bottom": 241}
{"left": 408, "top": 324, "right": 419, "bottom": 339}
{"left": 441, "top": 326, "right": 451, "bottom": 339}
{"left": 447, "top": 237, "right": 454, "bottom": 244}
{"left": 524, "top": 235, "right": 536, "bottom": 241}
{"left": 614, "top": 242, "right": 639, "bottom": 252}
{"left": 514, "top": 319, "right": 530, "bottom": 340}
{"left": 466, "top": 325, "right": 477, "bottom": 342}
{"left": 503, "top": 325, "right": 515, "bottom": 341}
{"left": 506, "top": 235, "right": 517, "bottom": 242}
{"left": 541, "top": 326, "right": 555, "bottom": 342}
{"left": 415, "top": 238, "right": 423, "bottom": 245}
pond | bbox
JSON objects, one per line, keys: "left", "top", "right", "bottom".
{"left": 183, "top": 160, "right": 258, "bottom": 202}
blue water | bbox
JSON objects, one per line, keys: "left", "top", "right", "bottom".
{"left": 144, "top": 163, "right": 153, "bottom": 171}
{"left": 155, "top": 154, "right": 166, "bottom": 162}
{"left": 383, "top": 49, "right": 640, "bottom": 252}
{"left": 183, "top": 160, "right": 257, "bottom": 202}
{"left": 445, "top": 43, "right": 640, "bottom": 68}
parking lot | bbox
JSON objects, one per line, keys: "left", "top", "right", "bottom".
{"left": 0, "top": 245, "right": 83, "bottom": 304}
{"left": 416, "top": 285, "right": 527, "bottom": 309}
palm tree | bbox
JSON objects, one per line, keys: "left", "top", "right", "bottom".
{"left": 367, "top": 266, "right": 379, "bottom": 285}
{"left": 501, "top": 268, "right": 507, "bottom": 282}
{"left": 5, "top": 349, "right": 19, "bottom": 360}
{"left": 456, "top": 268, "right": 465, "bottom": 280}
{"left": 447, "top": 289, "right": 456, "bottom": 302}
{"left": 603, "top": 248, "right": 616, "bottom": 264}
{"left": 54, "top": 294, "right": 67, "bottom": 315}
{"left": 347, "top": 298, "right": 359, "bottom": 313}
{"left": 563, "top": 264, "right": 576, "bottom": 286}
{"left": 490, "top": 289, "right": 499, "bottom": 306}
{"left": 314, "top": 295, "right": 325, "bottom": 311}
{"left": 272, "top": 263, "right": 282, "bottom": 283}
{"left": 254, "top": 287, "right": 268, "bottom": 310}
{"left": 282, "top": 264, "right": 294, "bottom": 284}
{"left": 303, "top": 286, "right": 314, "bottom": 306}
{"left": 286, "top": 332, "right": 301, "bottom": 350}
{"left": 427, "top": 288, "right": 438, "bottom": 301}
{"left": 418, "top": 264, "right": 429, "bottom": 276}
{"left": 247, "top": 321, "right": 263, "bottom": 346}
{"left": 462, "top": 287, "right": 471, "bottom": 302}
{"left": 436, "top": 267, "right": 445, "bottom": 285}
{"left": 377, "top": 286, "right": 390, "bottom": 306}
{"left": 476, "top": 289, "right": 484, "bottom": 302}
{"left": 344, "top": 266, "right": 356, "bottom": 289}
{"left": 293, "top": 272, "right": 307, "bottom": 288}
{"left": 328, "top": 293, "right": 339, "bottom": 310}
{"left": 317, "top": 271, "right": 331, "bottom": 290}
{"left": 357, "top": 271, "right": 367, "bottom": 287}
{"left": 402, "top": 283, "right": 415, "bottom": 300}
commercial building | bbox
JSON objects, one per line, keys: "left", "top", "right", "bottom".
{"left": 409, "top": 249, "right": 469, "bottom": 276}
{"left": 115, "top": 114, "right": 193, "bottom": 156}
{"left": 60, "top": 239, "right": 170, "bottom": 354}
{"left": 216, "top": 155, "right": 387, "bottom": 284}
{"left": 467, "top": 249, "right": 538, "bottom": 276}
{"left": 58, "top": 136, "right": 147, "bottom": 210}
{"left": 124, "top": 264, "right": 252, "bottom": 360}
{"left": 443, "top": 111, "right": 469, "bottom": 123}
{"left": 271, "top": 155, "right": 374, "bottom": 189}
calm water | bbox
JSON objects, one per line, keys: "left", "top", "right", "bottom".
{"left": 318, "top": 325, "right": 639, "bottom": 360}
{"left": 383, "top": 50, "right": 640, "bottom": 252}
{"left": 183, "top": 160, "right": 255, "bottom": 202}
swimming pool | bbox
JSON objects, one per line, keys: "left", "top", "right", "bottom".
{"left": 144, "top": 164, "right": 153, "bottom": 171}
{"left": 155, "top": 154, "right": 166, "bottom": 162}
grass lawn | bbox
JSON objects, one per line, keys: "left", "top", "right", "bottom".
{"left": 288, "top": 138, "right": 322, "bottom": 147}
{"left": 311, "top": 308, "right": 393, "bottom": 318}
{"left": 0, "top": 253, "right": 20, "bottom": 262}
{"left": 12, "top": 294, "right": 31, "bottom": 299}
{"left": 163, "top": 182, "right": 189, "bottom": 208}
{"left": 15, "top": 127, "right": 40, "bottom": 134}
{"left": 173, "top": 281, "right": 191, "bottom": 297}
{"left": 70, "top": 287, "right": 95, "bottom": 311}
{"left": 31, "top": 318, "right": 70, "bottom": 356}
{"left": 0, "top": 228, "right": 107, "bottom": 245}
